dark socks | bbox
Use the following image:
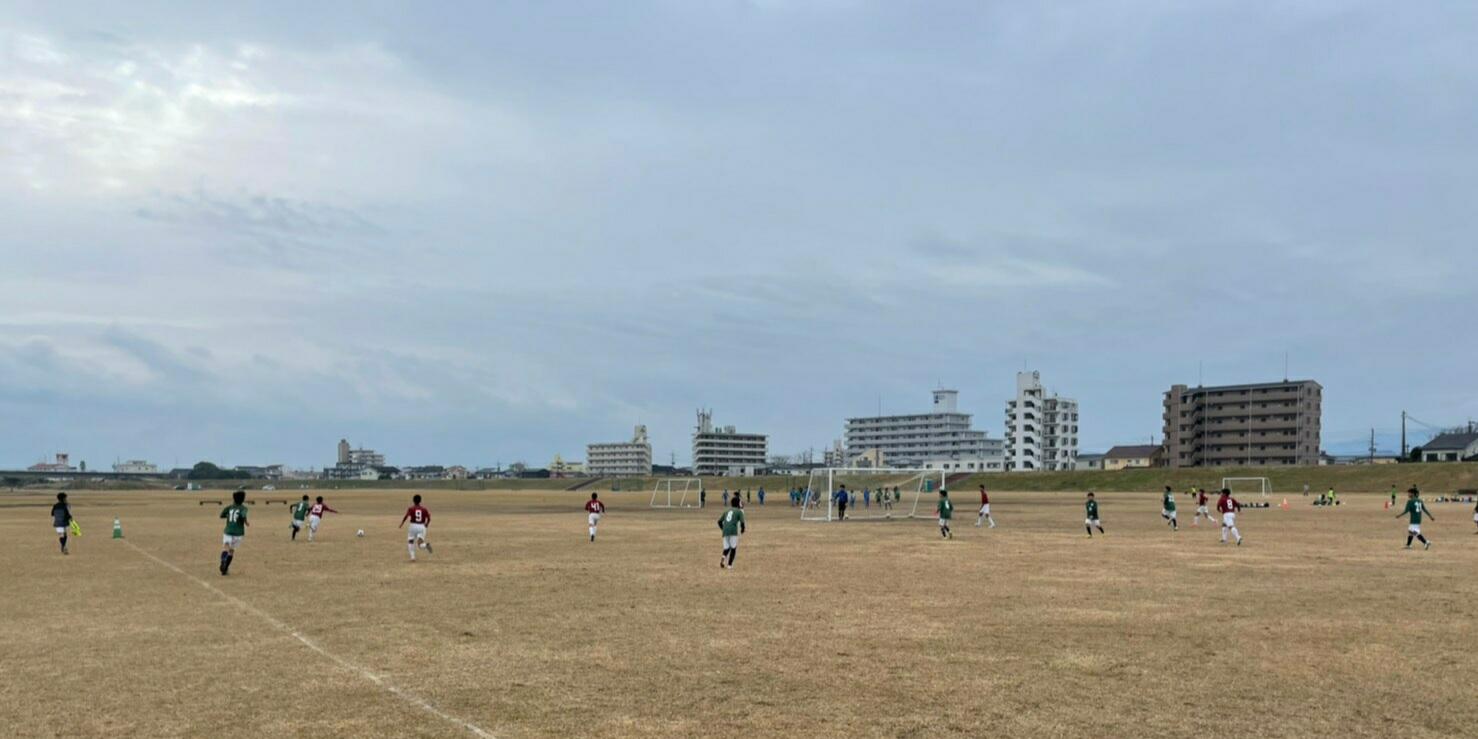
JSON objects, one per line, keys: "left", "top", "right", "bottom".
{"left": 291, "top": 527, "right": 298, "bottom": 540}
{"left": 1407, "top": 535, "right": 1414, "bottom": 546}
{"left": 1418, "top": 535, "right": 1428, "bottom": 544}
{"left": 726, "top": 548, "right": 736, "bottom": 566}
{"left": 1086, "top": 526, "right": 1093, "bottom": 536}
{"left": 59, "top": 536, "right": 68, "bottom": 551}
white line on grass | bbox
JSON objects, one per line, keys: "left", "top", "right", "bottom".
{"left": 123, "top": 540, "right": 494, "bottom": 738}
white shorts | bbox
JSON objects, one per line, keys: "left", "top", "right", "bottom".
{"left": 1472, "top": 513, "right": 1478, "bottom": 523}
{"left": 55, "top": 526, "right": 66, "bottom": 535}
{"left": 1165, "top": 510, "right": 1177, "bottom": 520}
{"left": 1222, "top": 513, "right": 1236, "bottom": 527}
{"left": 1085, "top": 518, "right": 1101, "bottom": 526}
{"left": 1197, "top": 506, "right": 1210, "bottom": 515}
{"left": 407, "top": 523, "right": 427, "bottom": 540}
{"left": 979, "top": 504, "right": 991, "bottom": 515}
{"left": 291, "top": 519, "right": 303, "bottom": 530}
{"left": 308, "top": 514, "right": 322, "bottom": 531}
{"left": 222, "top": 534, "right": 243, "bottom": 548}
{"left": 588, "top": 513, "right": 602, "bottom": 526}
{"left": 938, "top": 517, "right": 950, "bottom": 527}
{"left": 1408, "top": 524, "right": 1422, "bottom": 535}
{"left": 722, "top": 535, "right": 739, "bottom": 549}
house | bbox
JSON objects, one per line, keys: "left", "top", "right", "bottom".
{"left": 1420, "top": 432, "right": 1478, "bottom": 463}
{"left": 1103, "top": 445, "right": 1164, "bottom": 471}
{"left": 445, "top": 465, "right": 470, "bottom": 480}
{"left": 1073, "top": 453, "right": 1105, "bottom": 471}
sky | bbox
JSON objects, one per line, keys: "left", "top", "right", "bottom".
{"left": 3, "top": 1, "right": 1477, "bottom": 470}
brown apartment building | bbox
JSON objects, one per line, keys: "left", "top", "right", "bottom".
{"left": 1163, "top": 380, "right": 1322, "bottom": 467}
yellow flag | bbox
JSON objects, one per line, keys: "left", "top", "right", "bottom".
{"left": 69, "top": 520, "right": 82, "bottom": 537}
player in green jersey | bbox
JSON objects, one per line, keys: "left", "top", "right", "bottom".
{"left": 1396, "top": 487, "right": 1433, "bottom": 550}
{"left": 219, "top": 490, "right": 249, "bottom": 576}
{"left": 1161, "top": 486, "right": 1178, "bottom": 530}
{"left": 289, "top": 495, "right": 310, "bottom": 541}
{"left": 1084, "top": 492, "right": 1104, "bottom": 537}
{"left": 936, "top": 489, "right": 953, "bottom": 539}
{"left": 717, "top": 494, "right": 747, "bottom": 569}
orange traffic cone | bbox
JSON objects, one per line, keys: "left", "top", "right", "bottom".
{"left": 1280, "top": 498, "right": 1290, "bottom": 511}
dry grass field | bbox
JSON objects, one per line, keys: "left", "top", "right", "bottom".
{"left": 3, "top": 486, "right": 1477, "bottom": 738}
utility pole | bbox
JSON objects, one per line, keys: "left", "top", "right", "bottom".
{"left": 1401, "top": 411, "right": 1407, "bottom": 459}
{"left": 1369, "top": 428, "right": 1376, "bottom": 463}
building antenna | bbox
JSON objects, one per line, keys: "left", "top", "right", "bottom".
{"left": 1198, "top": 361, "right": 1203, "bottom": 388}
{"left": 1283, "top": 352, "right": 1289, "bottom": 382}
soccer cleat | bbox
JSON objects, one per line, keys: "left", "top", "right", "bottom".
{"left": 1404, "top": 544, "right": 1412, "bottom": 549}
{"left": 423, "top": 542, "right": 432, "bottom": 554}
{"left": 1236, "top": 539, "right": 1242, "bottom": 546}
{"left": 1424, "top": 541, "right": 1431, "bottom": 550}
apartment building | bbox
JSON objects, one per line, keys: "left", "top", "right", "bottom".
{"left": 1162, "top": 380, "right": 1322, "bottom": 467}
{"left": 844, "top": 389, "right": 1005, "bottom": 470}
{"left": 1004, "top": 371, "right": 1079, "bottom": 471}
{"left": 587, "top": 425, "right": 654, "bottom": 476}
{"left": 692, "top": 409, "right": 767, "bottom": 476}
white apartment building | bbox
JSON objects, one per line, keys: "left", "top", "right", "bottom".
{"left": 1004, "top": 371, "right": 1079, "bottom": 471}
{"left": 692, "top": 410, "right": 768, "bottom": 476}
{"left": 112, "top": 459, "right": 158, "bottom": 474}
{"left": 587, "top": 425, "right": 654, "bottom": 476}
{"left": 843, "top": 390, "right": 1005, "bottom": 470}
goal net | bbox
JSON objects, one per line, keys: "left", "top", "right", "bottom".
{"left": 650, "top": 478, "right": 703, "bottom": 508}
{"left": 1222, "top": 477, "right": 1271, "bottom": 498}
{"left": 800, "top": 467, "right": 948, "bottom": 521}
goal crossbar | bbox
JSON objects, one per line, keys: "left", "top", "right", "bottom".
{"left": 1221, "top": 477, "right": 1271, "bottom": 498}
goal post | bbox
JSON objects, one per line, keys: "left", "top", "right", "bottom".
{"left": 800, "top": 467, "right": 948, "bottom": 522}
{"left": 1222, "top": 477, "right": 1271, "bottom": 498}
{"left": 650, "top": 478, "right": 703, "bottom": 508}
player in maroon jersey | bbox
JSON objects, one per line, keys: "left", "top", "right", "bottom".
{"left": 585, "top": 492, "right": 606, "bottom": 542}
{"left": 1216, "top": 488, "right": 1243, "bottom": 545}
{"left": 974, "top": 484, "right": 995, "bottom": 528}
{"left": 306, "top": 496, "right": 338, "bottom": 542}
{"left": 399, "top": 494, "right": 433, "bottom": 561}
{"left": 1192, "top": 487, "right": 1213, "bottom": 527}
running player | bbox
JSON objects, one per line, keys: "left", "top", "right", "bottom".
{"left": 289, "top": 494, "right": 310, "bottom": 541}
{"left": 1084, "top": 492, "right": 1104, "bottom": 536}
{"left": 1216, "top": 488, "right": 1243, "bottom": 545}
{"left": 585, "top": 492, "right": 605, "bottom": 542}
{"left": 937, "top": 489, "right": 954, "bottom": 538}
{"left": 974, "top": 485, "right": 995, "bottom": 528}
{"left": 1396, "top": 487, "right": 1433, "bottom": 550}
{"left": 399, "top": 494, "right": 432, "bottom": 560}
{"left": 306, "top": 496, "right": 338, "bottom": 542}
{"left": 1161, "top": 486, "right": 1178, "bottom": 530}
{"left": 219, "top": 490, "right": 249, "bottom": 575}
{"left": 1192, "top": 487, "right": 1213, "bottom": 527}
{"left": 717, "top": 494, "right": 746, "bottom": 569}
{"left": 50, "top": 492, "right": 74, "bottom": 555}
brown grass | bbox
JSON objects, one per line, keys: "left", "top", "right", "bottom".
{"left": 2, "top": 487, "right": 1475, "bottom": 738}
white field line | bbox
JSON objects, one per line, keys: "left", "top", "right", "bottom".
{"left": 123, "top": 540, "right": 494, "bottom": 738}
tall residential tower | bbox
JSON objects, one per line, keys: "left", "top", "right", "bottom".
{"left": 1004, "top": 371, "right": 1079, "bottom": 471}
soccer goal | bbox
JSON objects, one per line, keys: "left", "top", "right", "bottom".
{"left": 650, "top": 478, "right": 703, "bottom": 508}
{"left": 1222, "top": 477, "right": 1271, "bottom": 498}
{"left": 800, "top": 467, "right": 949, "bottom": 521}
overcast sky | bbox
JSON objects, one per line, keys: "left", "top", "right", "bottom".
{"left": 3, "top": 1, "right": 1476, "bottom": 470}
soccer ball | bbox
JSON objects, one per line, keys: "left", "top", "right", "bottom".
{"left": 356, "top": 529, "right": 365, "bottom": 537}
